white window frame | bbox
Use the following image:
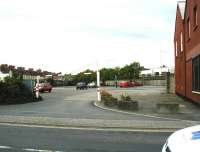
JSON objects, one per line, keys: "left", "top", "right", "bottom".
{"left": 181, "top": 32, "right": 183, "bottom": 52}
{"left": 188, "top": 19, "right": 191, "bottom": 38}
{"left": 175, "top": 41, "right": 178, "bottom": 56}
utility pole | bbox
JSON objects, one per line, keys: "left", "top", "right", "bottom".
{"left": 97, "top": 69, "right": 101, "bottom": 101}
{"left": 84, "top": 70, "right": 101, "bottom": 101}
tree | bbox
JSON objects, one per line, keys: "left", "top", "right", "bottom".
{"left": 128, "top": 62, "right": 143, "bottom": 80}
{"left": 46, "top": 77, "right": 55, "bottom": 85}
{"left": 100, "top": 63, "right": 140, "bottom": 81}
{"left": 0, "top": 64, "right": 9, "bottom": 73}
{"left": 72, "top": 61, "right": 144, "bottom": 84}
{"left": 74, "top": 69, "right": 96, "bottom": 84}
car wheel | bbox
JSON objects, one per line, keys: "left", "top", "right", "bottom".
{"left": 49, "top": 89, "right": 52, "bottom": 93}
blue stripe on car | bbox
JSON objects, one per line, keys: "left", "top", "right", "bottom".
{"left": 191, "top": 131, "right": 200, "bottom": 140}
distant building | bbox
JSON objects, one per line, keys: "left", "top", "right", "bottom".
{"left": 141, "top": 67, "right": 174, "bottom": 76}
{"left": 174, "top": 0, "right": 200, "bottom": 104}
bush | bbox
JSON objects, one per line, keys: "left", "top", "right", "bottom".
{"left": 118, "top": 100, "right": 138, "bottom": 110}
{"left": 118, "top": 94, "right": 138, "bottom": 110}
{"left": 0, "top": 78, "right": 42, "bottom": 104}
{"left": 120, "top": 94, "right": 132, "bottom": 101}
{"left": 101, "top": 90, "right": 118, "bottom": 107}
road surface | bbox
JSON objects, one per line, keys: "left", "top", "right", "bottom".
{"left": 0, "top": 86, "right": 169, "bottom": 121}
{"left": 0, "top": 123, "right": 170, "bottom": 152}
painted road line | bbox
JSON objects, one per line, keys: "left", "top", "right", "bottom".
{"left": 0, "top": 145, "right": 12, "bottom": 149}
{"left": 23, "top": 148, "right": 63, "bottom": 152}
{"left": 23, "top": 149, "right": 51, "bottom": 152}
{"left": 0, "top": 122, "right": 175, "bottom": 133}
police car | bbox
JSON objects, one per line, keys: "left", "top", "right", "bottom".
{"left": 162, "top": 125, "right": 200, "bottom": 152}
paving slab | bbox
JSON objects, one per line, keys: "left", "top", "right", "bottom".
{"left": 102, "top": 87, "right": 200, "bottom": 121}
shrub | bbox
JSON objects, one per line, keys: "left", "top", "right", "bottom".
{"left": 118, "top": 100, "right": 138, "bottom": 110}
{"left": 120, "top": 94, "right": 132, "bottom": 101}
{"left": 118, "top": 94, "right": 138, "bottom": 110}
{"left": 0, "top": 78, "right": 42, "bottom": 104}
{"left": 101, "top": 90, "right": 118, "bottom": 107}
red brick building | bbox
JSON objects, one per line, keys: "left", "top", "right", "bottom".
{"left": 174, "top": 0, "right": 200, "bottom": 104}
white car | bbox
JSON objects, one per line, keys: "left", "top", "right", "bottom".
{"left": 162, "top": 125, "right": 200, "bottom": 152}
{"left": 87, "top": 82, "right": 96, "bottom": 88}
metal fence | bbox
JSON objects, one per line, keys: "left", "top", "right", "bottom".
{"left": 22, "top": 79, "right": 35, "bottom": 92}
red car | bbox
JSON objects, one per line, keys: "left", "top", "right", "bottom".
{"left": 38, "top": 83, "right": 52, "bottom": 93}
{"left": 119, "top": 81, "right": 133, "bottom": 88}
{"left": 119, "top": 81, "right": 143, "bottom": 88}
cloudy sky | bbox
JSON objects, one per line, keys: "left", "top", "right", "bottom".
{"left": 0, "top": 0, "right": 177, "bottom": 74}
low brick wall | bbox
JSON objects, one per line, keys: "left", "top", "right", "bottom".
{"left": 166, "top": 73, "right": 175, "bottom": 94}
{"left": 169, "top": 74, "right": 175, "bottom": 94}
{"left": 141, "top": 80, "right": 166, "bottom": 86}
{"left": 105, "top": 80, "right": 166, "bottom": 86}
{"left": 156, "top": 102, "right": 179, "bottom": 113}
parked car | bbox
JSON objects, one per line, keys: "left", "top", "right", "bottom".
{"left": 76, "top": 82, "right": 88, "bottom": 90}
{"left": 162, "top": 125, "right": 200, "bottom": 152}
{"left": 87, "top": 82, "right": 96, "bottom": 88}
{"left": 119, "top": 81, "right": 134, "bottom": 88}
{"left": 38, "top": 83, "right": 52, "bottom": 93}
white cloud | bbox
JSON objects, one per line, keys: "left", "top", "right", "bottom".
{"left": 0, "top": 0, "right": 176, "bottom": 73}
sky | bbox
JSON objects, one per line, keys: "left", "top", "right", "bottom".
{"left": 0, "top": 0, "right": 177, "bottom": 74}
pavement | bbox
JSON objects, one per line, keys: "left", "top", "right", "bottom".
{"left": 0, "top": 86, "right": 199, "bottom": 131}
{"left": 100, "top": 86, "right": 200, "bottom": 121}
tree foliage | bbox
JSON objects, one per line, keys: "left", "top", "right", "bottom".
{"left": 101, "top": 62, "right": 144, "bottom": 81}
{"left": 74, "top": 69, "right": 96, "bottom": 84}
{"left": 65, "top": 62, "right": 144, "bottom": 84}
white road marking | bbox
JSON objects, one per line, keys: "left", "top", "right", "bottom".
{"left": 0, "top": 122, "right": 175, "bottom": 132}
{"left": 0, "top": 145, "right": 12, "bottom": 149}
{"left": 23, "top": 149, "right": 52, "bottom": 152}
{"left": 23, "top": 148, "right": 63, "bottom": 152}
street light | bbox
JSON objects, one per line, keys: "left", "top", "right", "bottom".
{"left": 96, "top": 69, "right": 101, "bottom": 101}
{"left": 84, "top": 70, "right": 101, "bottom": 102}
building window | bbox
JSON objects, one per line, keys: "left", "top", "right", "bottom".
{"left": 192, "top": 55, "right": 200, "bottom": 92}
{"left": 175, "top": 41, "right": 178, "bottom": 56}
{"left": 193, "top": 6, "right": 198, "bottom": 27}
{"left": 181, "top": 32, "right": 183, "bottom": 52}
{"left": 187, "top": 18, "right": 191, "bottom": 39}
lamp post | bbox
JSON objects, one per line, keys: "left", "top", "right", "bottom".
{"left": 84, "top": 70, "right": 101, "bottom": 102}
{"left": 96, "top": 69, "right": 101, "bottom": 101}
